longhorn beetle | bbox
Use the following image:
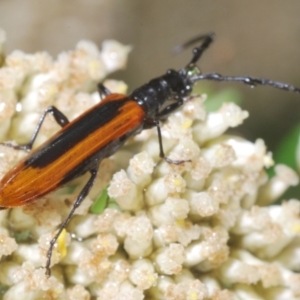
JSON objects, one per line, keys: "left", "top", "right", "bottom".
{"left": 0, "top": 33, "right": 299, "bottom": 276}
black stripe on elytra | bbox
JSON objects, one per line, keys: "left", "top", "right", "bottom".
{"left": 60, "top": 126, "right": 139, "bottom": 185}
{"left": 25, "top": 97, "right": 130, "bottom": 168}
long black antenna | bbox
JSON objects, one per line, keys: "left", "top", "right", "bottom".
{"left": 191, "top": 73, "right": 300, "bottom": 93}
{"left": 176, "top": 33, "right": 300, "bottom": 94}
{"left": 174, "top": 33, "right": 215, "bottom": 66}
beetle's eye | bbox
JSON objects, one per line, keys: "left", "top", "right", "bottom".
{"left": 186, "top": 65, "right": 201, "bottom": 77}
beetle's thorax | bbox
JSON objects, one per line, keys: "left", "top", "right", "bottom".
{"left": 130, "top": 69, "right": 193, "bottom": 118}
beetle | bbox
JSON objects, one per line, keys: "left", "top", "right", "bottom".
{"left": 0, "top": 33, "right": 299, "bottom": 276}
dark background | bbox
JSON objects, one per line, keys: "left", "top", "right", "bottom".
{"left": 1, "top": 0, "right": 300, "bottom": 151}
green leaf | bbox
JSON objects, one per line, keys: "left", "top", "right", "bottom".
{"left": 274, "top": 123, "right": 300, "bottom": 172}
{"left": 204, "top": 89, "right": 242, "bottom": 112}
{"left": 90, "top": 188, "right": 109, "bottom": 214}
{"left": 14, "top": 230, "right": 31, "bottom": 243}
{"left": 0, "top": 283, "right": 9, "bottom": 297}
{"left": 271, "top": 122, "right": 300, "bottom": 201}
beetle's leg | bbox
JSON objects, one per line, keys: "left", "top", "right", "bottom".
{"left": 156, "top": 94, "right": 201, "bottom": 122}
{"left": 45, "top": 167, "right": 98, "bottom": 276}
{"left": 97, "top": 83, "right": 111, "bottom": 99}
{"left": 157, "top": 98, "right": 184, "bottom": 121}
{"left": 192, "top": 73, "right": 300, "bottom": 94}
{"left": 1, "top": 106, "right": 69, "bottom": 152}
{"left": 149, "top": 118, "right": 191, "bottom": 165}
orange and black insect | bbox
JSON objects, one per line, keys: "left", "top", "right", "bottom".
{"left": 0, "top": 33, "right": 300, "bottom": 276}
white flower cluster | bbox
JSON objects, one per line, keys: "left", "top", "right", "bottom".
{"left": 0, "top": 29, "right": 299, "bottom": 300}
